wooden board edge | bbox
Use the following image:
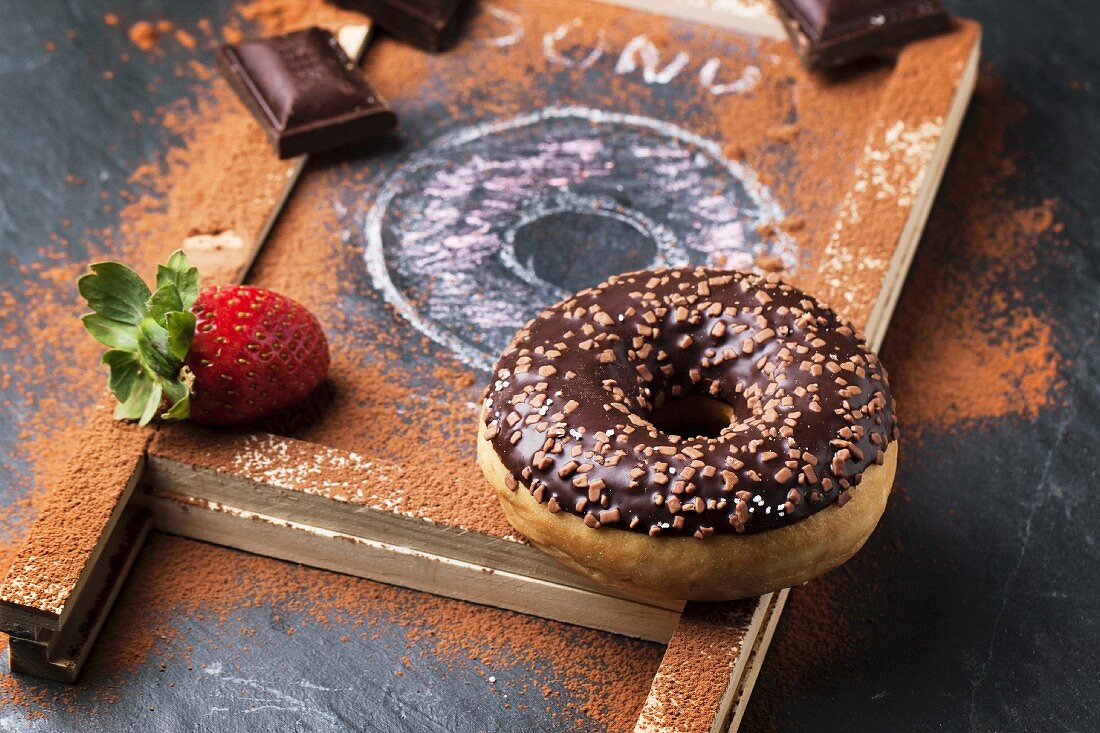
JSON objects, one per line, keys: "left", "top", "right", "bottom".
{"left": 243, "top": 156, "right": 307, "bottom": 279}
{"left": 50, "top": 457, "right": 147, "bottom": 635}
{"left": 7, "top": 509, "right": 151, "bottom": 683}
{"left": 633, "top": 594, "right": 772, "bottom": 733}
{"left": 0, "top": 601, "right": 62, "bottom": 640}
{"left": 143, "top": 443, "right": 685, "bottom": 613}
{"left": 709, "top": 593, "right": 775, "bottom": 733}
{"left": 864, "top": 27, "right": 981, "bottom": 350}
{"left": 0, "top": 441, "right": 146, "bottom": 636}
{"left": 722, "top": 587, "right": 788, "bottom": 732}
{"left": 138, "top": 491, "right": 682, "bottom": 643}
{"left": 596, "top": 0, "right": 785, "bottom": 39}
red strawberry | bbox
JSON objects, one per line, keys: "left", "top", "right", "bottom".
{"left": 78, "top": 250, "right": 330, "bottom": 426}
{"left": 186, "top": 285, "right": 329, "bottom": 425}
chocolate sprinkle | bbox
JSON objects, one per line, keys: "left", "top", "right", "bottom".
{"left": 482, "top": 268, "right": 896, "bottom": 538}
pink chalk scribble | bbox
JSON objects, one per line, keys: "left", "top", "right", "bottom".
{"left": 365, "top": 106, "right": 796, "bottom": 371}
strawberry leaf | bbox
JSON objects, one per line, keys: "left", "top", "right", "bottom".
{"left": 78, "top": 262, "right": 152, "bottom": 325}
{"left": 162, "top": 378, "right": 188, "bottom": 405}
{"left": 80, "top": 252, "right": 203, "bottom": 427}
{"left": 165, "top": 310, "right": 196, "bottom": 362}
{"left": 101, "top": 349, "right": 144, "bottom": 402}
{"left": 113, "top": 375, "right": 155, "bottom": 422}
{"left": 137, "top": 317, "right": 181, "bottom": 380}
{"left": 83, "top": 314, "right": 139, "bottom": 351}
{"left": 162, "top": 381, "right": 191, "bottom": 421}
{"left": 146, "top": 284, "right": 184, "bottom": 326}
{"left": 156, "top": 250, "right": 200, "bottom": 311}
{"left": 140, "top": 383, "right": 164, "bottom": 426}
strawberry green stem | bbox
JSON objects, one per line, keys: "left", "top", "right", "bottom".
{"left": 78, "top": 250, "right": 199, "bottom": 426}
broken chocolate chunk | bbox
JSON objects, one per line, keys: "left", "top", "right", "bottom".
{"left": 339, "top": 0, "right": 472, "bottom": 51}
{"left": 217, "top": 27, "right": 398, "bottom": 159}
{"left": 772, "top": 0, "right": 950, "bottom": 69}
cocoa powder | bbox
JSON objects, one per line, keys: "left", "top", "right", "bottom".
{"left": 0, "top": 403, "right": 151, "bottom": 616}
{"left": 884, "top": 75, "right": 1064, "bottom": 432}
{"left": 0, "top": 0, "right": 1070, "bottom": 728}
{"left": 636, "top": 600, "right": 760, "bottom": 732}
{"left": 90, "top": 533, "right": 663, "bottom": 729}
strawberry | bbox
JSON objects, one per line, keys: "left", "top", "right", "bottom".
{"left": 79, "top": 250, "right": 329, "bottom": 426}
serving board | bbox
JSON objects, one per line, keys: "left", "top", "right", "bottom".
{"left": 0, "top": 1, "right": 979, "bottom": 730}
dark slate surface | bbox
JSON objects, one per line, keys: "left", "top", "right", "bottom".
{"left": 0, "top": 1, "right": 1097, "bottom": 731}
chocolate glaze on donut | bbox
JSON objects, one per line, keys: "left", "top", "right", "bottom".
{"left": 481, "top": 267, "right": 898, "bottom": 538}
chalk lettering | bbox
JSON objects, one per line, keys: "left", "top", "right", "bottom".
{"left": 615, "top": 35, "right": 690, "bottom": 85}
{"left": 477, "top": 4, "right": 525, "bottom": 48}
{"left": 543, "top": 19, "right": 606, "bottom": 69}
{"left": 699, "top": 59, "right": 761, "bottom": 96}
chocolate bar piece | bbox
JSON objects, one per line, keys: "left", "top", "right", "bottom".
{"left": 773, "top": 0, "right": 950, "bottom": 69}
{"left": 339, "top": 0, "right": 471, "bottom": 51}
{"left": 217, "top": 27, "right": 398, "bottom": 159}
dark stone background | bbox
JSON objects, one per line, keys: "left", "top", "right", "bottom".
{"left": 0, "top": 1, "right": 1096, "bottom": 731}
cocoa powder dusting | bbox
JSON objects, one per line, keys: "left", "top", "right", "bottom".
{"left": 636, "top": 600, "right": 759, "bottom": 732}
{"left": 0, "top": 403, "right": 151, "bottom": 615}
{"left": 89, "top": 534, "right": 661, "bottom": 729}
{"left": 0, "top": 0, "right": 1071, "bottom": 727}
{"left": 884, "top": 75, "right": 1064, "bottom": 432}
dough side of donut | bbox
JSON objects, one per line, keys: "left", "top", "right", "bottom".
{"left": 477, "top": 426, "right": 897, "bottom": 602}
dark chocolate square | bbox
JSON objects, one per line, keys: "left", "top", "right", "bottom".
{"left": 773, "top": 0, "right": 950, "bottom": 69}
{"left": 217, "top": 27, "right": 398, "bottom": 159}
{"left": 339, "top": 0, "right": 472, "bottom": 51}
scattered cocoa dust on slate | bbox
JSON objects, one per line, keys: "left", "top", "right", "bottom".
{"left": 0, "top": 1, "right": 1067, "bottom": 728}
{"left": 88, "top": 535, "right": 659, "bottom": 728}
{"left": 883, "top": 74, "right": 1064, "bottom": 434}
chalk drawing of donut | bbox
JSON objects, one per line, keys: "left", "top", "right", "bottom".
{"left": 365, "top": 106, "right": 796, "bottom": 371}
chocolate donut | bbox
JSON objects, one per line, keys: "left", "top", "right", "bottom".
{"left": 477, "top": 267, "right": 898, "bottom": 601}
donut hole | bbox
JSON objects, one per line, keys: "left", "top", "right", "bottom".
{"left": 649, "top": 394, "right": 735, "bottom": 440}
{"left": 509, "top": 211, "right": 658, "bottom": 291}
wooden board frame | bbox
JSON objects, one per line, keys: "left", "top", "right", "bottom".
{"left": 0, "top": 4, "right": 979, "bottom": 732}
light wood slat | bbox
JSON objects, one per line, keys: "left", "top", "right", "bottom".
{"left": 597, "top": 0, "right": 784, "bottom": 39}
{"left": 138, "top": 490, "right": 682, "bottom": 643}
{"left": 7, "top": 509, "right": 151, "bottom": 682}
{"left": 143, "top": 426, "right": 684, "bottom": 614}
{"left": 719, "top": 588, "right": 788, "bottom": 732}
{"left": 635, "top": 596, "right": 770, "bottom": 732}
{"left": 0, "top": 404, "right": 151, "bottom": 642}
